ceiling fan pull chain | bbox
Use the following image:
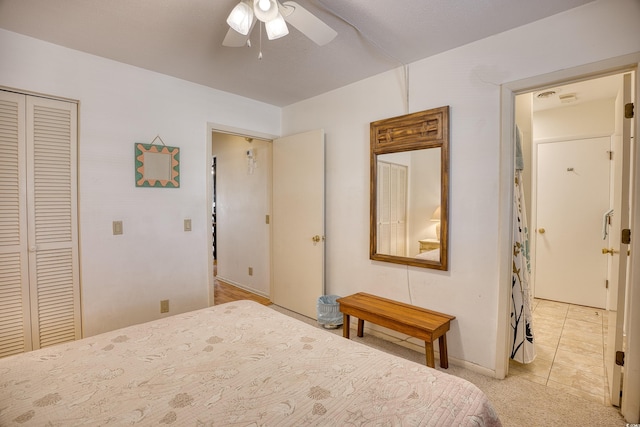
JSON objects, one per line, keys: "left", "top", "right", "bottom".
{"left": 258, "top": 21, "right": 263, "bottom": 60}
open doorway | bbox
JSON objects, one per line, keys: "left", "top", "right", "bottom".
{"left": 211, "top": 131, "right": 272, "bottom": 299}
{"left": 510, "top": 71, "right": 633, "bottom": 406}
{"left": 212, "top": 156, "right": 217, "bottom": 261}
{"left": 206, "top": 127, "right": 326, "bottom": 317}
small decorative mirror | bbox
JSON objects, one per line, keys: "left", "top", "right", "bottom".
{"left": 370, "top": 106, "right": 449, "bottom": 270}
{"left": 135, "top": 142, "right": 180, "bottom": 188}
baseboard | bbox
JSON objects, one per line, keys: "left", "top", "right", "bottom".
{"left": 351, "top": 320, "right": 498, "bottom": 378}
{"left": 215, "top": 276, "right": 269, "bottom": 298}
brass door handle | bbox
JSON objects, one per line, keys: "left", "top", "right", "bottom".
{"left": 602, "top": 248, "right": 619, "bottom": 256}
{"left": 538, "top": 228, "right": 545, "bottom": 234}
{"left": 312, "top": 235, "right": 324, "bottom": 245}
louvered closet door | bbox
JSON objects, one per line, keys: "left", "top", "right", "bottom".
{"left": 377, "top": 161, "right": 391, "bottom": 254}
{"left": 0, "top": 90, "right": 80, "bottom": 357}
{"left": 0, "top": 91, "right": 31, "bottom": 357}
{"left": 391, "top": 164, "right": 407, "bottom": 256}
{"left": 376, "top": 161, "right": 408, "bottom": 256}
{"left": 26, "top": 96, "right": 80, "bottom": 350}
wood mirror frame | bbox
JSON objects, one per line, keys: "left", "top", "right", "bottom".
{"left": 370, "top": 106, "right": 449, "bottom": 270}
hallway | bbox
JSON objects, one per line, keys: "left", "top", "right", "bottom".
{"left": 509, "top": 298, "right": 610, "bottom": 405}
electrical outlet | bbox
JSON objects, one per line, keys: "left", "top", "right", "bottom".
{"left": 113, "top": 220, "right": 123, "bottom": 235}
{"left": 248, "top": 267, "right": 253, "bottom": 276}
{"left": 160, "top": 299, "right": 169, "bottom": 313}
{"left": 184, "top": 219, "right": 192, "bottom": 232}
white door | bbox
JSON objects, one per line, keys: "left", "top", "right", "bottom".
{"left": 606, "top": 73, "right": 632, "bottom": 407}
{"left": 26, "top": 96, "right": 81, "bottom": 349}
{"left": 534, "top": 137, "right": 610, "bottom": 308}
{"left": 272, "top": 129, "right": 325, "bottom": 318}
{"left": 0, "top": 91, "right": 31, "bottom": 356}
{"left": 377, "top": 161, "right": 407, "bottom": 256}
{"left": 0, "top": 90, "right": 81, "bottom": 357}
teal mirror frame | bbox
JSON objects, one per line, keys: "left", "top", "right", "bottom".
{"left": 135, "top": 143, "right": 180, "bottom": 188}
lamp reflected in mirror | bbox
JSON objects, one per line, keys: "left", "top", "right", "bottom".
{"left": 431, "top": 206, "right": 441, "bottom": 241}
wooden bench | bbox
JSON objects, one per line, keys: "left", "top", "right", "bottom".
{"left": 336, "top": 292, "right": 455, "bottom": 369}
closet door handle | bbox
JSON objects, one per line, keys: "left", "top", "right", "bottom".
{"left": 28, "top": 246, "right": 37, "bottom": 253}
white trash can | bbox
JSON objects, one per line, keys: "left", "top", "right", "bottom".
{"left": 317, "top": 295, "right": 342, "bottom": 329}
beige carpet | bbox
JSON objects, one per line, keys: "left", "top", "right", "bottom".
{"left": 269, "top": 304, "right": 626, "bottom": 427}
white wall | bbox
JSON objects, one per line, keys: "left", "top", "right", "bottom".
{"left": 534, "top": 98, "right": 616, "bottom": 140}
{"left": 282, "top": 0, "right": 640, "bottom": 372}
{"left": 213, "top": 133, "right": 271, "bottom": 297}
{"left": 0, "top": 29, "right": 281, "bottom": 337}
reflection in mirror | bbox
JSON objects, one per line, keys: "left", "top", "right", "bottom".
{"left": 376, "top": 148, "right": 441, "bottom": 260}
{"left": 143, "top": 151, "right": 172, "bottom": 181}
{"left": 370, "top": 107, "right": 449, "bottom": 270}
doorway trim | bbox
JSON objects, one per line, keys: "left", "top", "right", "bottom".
{"left": 206, "top": 122, "right": 278, "bottom": 306}
{"left": 497, "top": 53, "right": 640, "bottom": 420}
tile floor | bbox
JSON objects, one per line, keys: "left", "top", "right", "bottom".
{"left": 509, "top": 298, "right": 610, "bottom": 404}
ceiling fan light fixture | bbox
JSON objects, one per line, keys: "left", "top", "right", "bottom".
{"left": 253, "top": 0, "right": 278, "bottom": 22}
{"left": 265, "top": 14, "right": 289, "bottom": 40}
{"left": 227, "top": 1, "right": 253, "bottom": 35}
{"left": 222, "top": 0, "right": 337, "bottom": 50}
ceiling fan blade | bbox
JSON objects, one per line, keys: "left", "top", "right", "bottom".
{"left": 280, "top": 1, "right": 337, "bottom": 46}
{"left": 223, "top": 28, "right": 249, "bottom": 47}
{"left": 222, "top": 16, "right": 257, "bottom": 47}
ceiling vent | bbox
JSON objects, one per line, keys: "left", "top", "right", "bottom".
{"left": 559, "top": 93, "right": 577, "bottom": 103}
{"left": 536, "top": 90, "right": 557, "bottom": 99}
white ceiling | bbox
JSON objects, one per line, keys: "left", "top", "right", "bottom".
{"left": 531, "top": 74, "right": 622, "bottom": 112}
{"left": 0, "top": 0, "right": 596, "bottom": 107}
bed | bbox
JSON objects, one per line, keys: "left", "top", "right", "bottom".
{"left": 0, "top": 300, "right": 501, "bottom": 426}
{"left": 415, "top": 248, "right": 440, "bottom": 262}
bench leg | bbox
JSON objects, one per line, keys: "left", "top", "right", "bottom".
{"left": 438, "top": 334, "right": 449, "bottom": 369}
{"left": 342, "top": 314, "right": 350, "bottom": 339}
{"left": 357, "top": 319, "right": 364, "bottom": 337}
{"left": 425, "top": 341, "right": 435, "bottom": 368}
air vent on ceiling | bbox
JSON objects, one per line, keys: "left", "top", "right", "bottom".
{"left": 559, "top": 93, "right": 577, "bottom": 103}
{"left": 536, "top": 90, "right": 557, "bottom": 99}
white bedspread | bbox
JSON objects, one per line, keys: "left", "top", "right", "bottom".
{"left": 0, "top": 300, "right": 501, "bottom": 426}
{"left": 415, "top": 249, "right": 440, "bottom": 261}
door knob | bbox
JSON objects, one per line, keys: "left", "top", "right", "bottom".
{"left": 312, "top": 235, "right": 322, "bottom": 244}
{"left": 602, "top": 248, "right": 619, "bottom": 256}
{"left": 538, "top": 228, "right": 545, "bottom": 234}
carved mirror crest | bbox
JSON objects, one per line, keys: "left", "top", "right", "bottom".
{"left": 370, "top": 106, "right": 449, "bottom": 270}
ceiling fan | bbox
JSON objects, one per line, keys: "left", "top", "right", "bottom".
{"left": 223, "top": 0, "right": 337, "bottom": 48}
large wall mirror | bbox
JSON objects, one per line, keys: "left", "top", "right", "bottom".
{"left": 370, "top": 106, "right": 449, "bottom": 270}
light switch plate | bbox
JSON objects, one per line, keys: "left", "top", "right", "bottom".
{"left": 160, "top": 299, "right": 169, "bottom": 313}
{"left": 184, "top": 219, "right": 192, "bottom": 232}
{"left": 113, "top": 221, "right": 123, "bottom": 235}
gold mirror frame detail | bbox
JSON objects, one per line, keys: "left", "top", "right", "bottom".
{"left": 135, "top": 143, "right": 180, "bottom": 188}
{"left": 370, "top": 106, "right": 449, "bottom": 270}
